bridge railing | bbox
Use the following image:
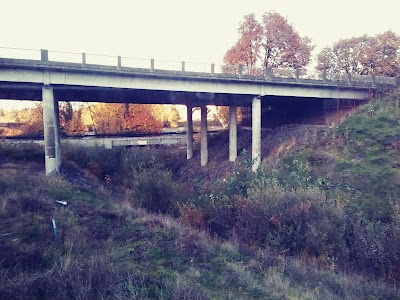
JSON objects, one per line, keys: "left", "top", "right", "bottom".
{"left": 0, "top": 47, "right": 397, "bottom": 86}
{"left": 0, "top": 47, "right": 41, "bottom": 60}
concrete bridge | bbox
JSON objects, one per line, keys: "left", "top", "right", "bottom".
{"left": 0, "top": 48, "right": 396, "bottom": 174}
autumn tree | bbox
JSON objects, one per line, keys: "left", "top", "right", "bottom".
{"left": 365, "top": 31, "right": 400, "bottom": 76}
{"left": 59, "top": 102, "right": 85, "bottom": 135}
{"left": 151, "top": 104, "right": 181, "bottom": 128}
{"left": 262, "top": 12, "right": 313, "bottom": 70}
{"left": 124, "top": 104, "right": 163, "bottom": 132}
{"left": 214, "top": 106, "right": 243, "bottom": 128}
{"left": 224, "top": 13, "right": 263, "bottom": 74}
{"left": 224, "top": 12, "right": 313, "bottom": 74}
{"left": 316, "top": 31, "right": 400, "bottom": 77}
{"left": 18, "top": 103, "right": 43, "bottom": 136}
{"left": 88, "top": 103, "right": 162, "bottom": 134}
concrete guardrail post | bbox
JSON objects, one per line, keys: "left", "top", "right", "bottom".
{"left": 82, "top": 53, "right": 86, "bottom": 66}
{"left": 117, "top": 56, "right": 122, "bottom": 69}
{"left": 41, "top": 49, "right": 49, "bottom": 62}
{"left": 151, "top": 59, "right": 155, "bottom": 72}
{"left": 347, "top": 73, "right": 352, "bottom": 84}
{"left": 322, "top": 69, "right": 327, "bottom": 82}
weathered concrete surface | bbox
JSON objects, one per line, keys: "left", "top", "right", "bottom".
{"left": 229, "top": 104, "right": 237, "bottom": 162}
{"left": 252, "top": 97, "right": 261, "bottom": 172}
{"left": 200, "top": 106, "right": 208, "bottom": 167}
{"left": 186, "top": 105, "right": 193, "bottom": 160}
{"left": 42, "top": 85, "right": 60, "bottom": 175}
{"left": 0, "top": 58, "right": 375, "bottom": 105}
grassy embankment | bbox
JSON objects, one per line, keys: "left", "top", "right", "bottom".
{"left": 1, "top": 91, "right": 400, "bottom": 299}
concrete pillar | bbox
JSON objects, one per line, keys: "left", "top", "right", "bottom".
{"left": 42, "top": 85, "right": 61, "bottom": 175}
{"left": 252, "top": 97, "right": 261, "bottom": 172}
{"left": 54, "top": 100, "right": 61, "bottom": 170}
{"left": 200, "top": 105, "right": 208, "bottom": 167}
{"left": 186, "top": 105, "right": 193, "bottom": 160}
{"left": 229, "top": 104, "right": 237, "bottom": 162}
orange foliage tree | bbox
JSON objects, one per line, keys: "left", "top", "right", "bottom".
{"left": 224, "top": 12, "right": 313, "bottom": 74}
{"left": 59, "top": 102, "right": 85, "bottom": 135}
{"left": 16, "top": 103, "right": 44, "bottom": 136}
{"left": 214, "top": 106, "right": 243, "bottom": 128}
{"left": 316, "top": 31, "right": 400, "bottom": 76}
{"left": 151, "top": 104, "right": 181, "bottom": 128}
{"left": 224, "top": 13, "right": 263, "bottom": 74}
{"left": 88, "top": 103, "right": 162, "bottom": 134}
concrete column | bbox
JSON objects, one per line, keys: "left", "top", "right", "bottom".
{"left": 252, "top": 97, "right": 261, "bottom": 172}
{"left": 229, "top": 104, "right": 237, "bottom": 162}
{"left": 200, "top": 105, "right": 208, "bottom": 167}
{"left": 42, "top": 85, "right": 61, "bottom": 175}
{"left": 186, "top": 105, "right": 193, "bottom": 160}
{"left": 54, "top": 100, "right": 61, "bottom": 170}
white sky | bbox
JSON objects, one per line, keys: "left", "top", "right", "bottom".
{"left": 1, "top": 0, "right": 399, "bottom": 110}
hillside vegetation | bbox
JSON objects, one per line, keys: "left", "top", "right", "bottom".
{"left": 1, "top": 91, "right": 400, "bottom": 299}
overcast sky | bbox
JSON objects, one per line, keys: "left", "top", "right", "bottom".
{"left": 1, "top": 0, "right": 399, "bottom": 109}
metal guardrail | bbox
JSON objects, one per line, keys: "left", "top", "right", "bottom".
{"left": 0, "top": 47, "right": 397, "bottom": 85}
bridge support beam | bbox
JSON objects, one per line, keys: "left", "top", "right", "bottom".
{"left": 186, "top": 105, "right": 193, "bottom": 160}
{"left": 252, "top": 97, "right": 261, "bottom": 172}
{"left": 200, "top": 105, "right": 208, "bottom": 167}
{"left": 229, "top": 104, "right": 237, "bottom": 162}
{"left": 42, "top": 85, "right": 61, "bottom": 175}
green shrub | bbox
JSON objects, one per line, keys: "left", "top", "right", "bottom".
{"left": 125, "top": 163, "right": 186, "bottom": 215}
{"left": 237, "top": 179, "right": 348, "bottom": 258}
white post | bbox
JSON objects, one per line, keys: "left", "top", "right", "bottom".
{"left": 186, "top": 105, "right": 193, "bottom": 160}
{"left": 229, "top": 104, "right": 237, "bottom": 162}
{"left": 42, "top": 85, "right": 61, "bottom": 175}
{"left": 252, "top": 97, "right": 261, "bottom": 172}
{"left": 200, "top": 105, "right": 208, "bottom": 167}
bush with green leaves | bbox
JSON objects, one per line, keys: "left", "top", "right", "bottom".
{"left": 125, "top": 163, "right": 187, "bottom": 215}
{"left": 236, "top": 179, "right": 348, "bottom": 258}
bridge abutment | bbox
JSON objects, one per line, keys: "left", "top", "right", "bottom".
{"left": 252, "top": 97, "right": 261, "bottom": 172}
{"left": 42, "top": 85, "right": 61, "bottom": 175}
{"left": 229, "top": 104, "right": 237, "bottom": 162}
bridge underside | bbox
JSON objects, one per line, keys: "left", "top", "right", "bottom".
{"left": 0, "top": 82, "right": 365, "bottom": 130}
{"left": 0, "top": 82, "right": 366, "bottom": 107}
{"left": 1, "top": 85, "right": 367, "bottom": 175}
